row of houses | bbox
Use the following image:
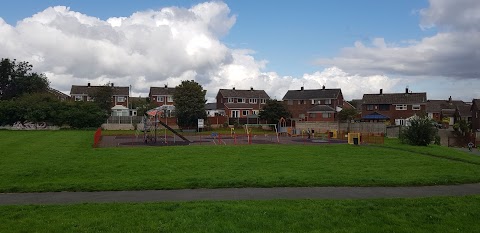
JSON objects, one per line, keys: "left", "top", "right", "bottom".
{"left": 66, "top": 83, "right": 480, "bottom": 131}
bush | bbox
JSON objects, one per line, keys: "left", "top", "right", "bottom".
{"left": 399, "top": 116, "right": 438, "bottom": 146}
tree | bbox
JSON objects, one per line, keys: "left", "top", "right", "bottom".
{"left": 91, "top": 83, "right": 114, "bottom": 116}
{"left": 173, "top": 80, "right": 207, "bottom": 128}
{"left": 259, "top": 100, "right": 291, "bottom": 123}
{"left": 0, "top": 58, "right": 49, "bottom": 100}
{"left": 337, "top": 108, "right": 358, "bottom": 122}
{"left": 399, "top": 116, "right": 438, "bottom": 146}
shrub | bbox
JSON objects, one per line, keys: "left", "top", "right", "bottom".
{"left": 399, "top": 116, "right": 438, "bottom": 146}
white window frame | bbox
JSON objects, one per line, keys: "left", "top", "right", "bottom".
{"left": 228, "top": 98, "right": 234, "bottom": 103}
{"left": 396, "top": 104, "right": 407, "bottom": 110}
{"left": 75, "top": 95, "right": 83, "bottom": 101}
{"left": 231, "top": 110, "right": 240, "bottom": 118}
{"left": 322, "top": 113, "right": 331, "bottom": 118}
{"left": 311, "top": 99, "right": 315, "bottom": 104}
{"left": 86, "top": 96, "right": 93, "bottom": 102}
{"left": 242, "top": 110, "right": 249, "bottom": 116}
{"left": 412, "top": 104, "right": 421, "bottom": 110}
{"left": 167, "top": 96, "right": 173, "bottom": 102}
{"left": 237, "top": 98, "right": 245, "bottom": 103}
{"left": 260, "top": 99, "right": 266, "bottom": 104}
{"left": 395, "top": 119, "right": 406, "bottom": 126}
{"left": 325, "top": 99, "right": 332, "bottom": 104}
{"left": 252, "top": 110, "right": 259, "bottom": 115}
{"left": 249, "top": 98, "right": 257, "bottom": 104}
{"left": 117, "top": 96, "right": 125, "bottom": 102}
{"left": 157, "top": 96, "right": 164, "bottom": 102}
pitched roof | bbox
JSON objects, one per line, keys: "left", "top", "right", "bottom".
{"left": 362, "top": 92, "right": 427, "bottom": 105}
{"left": 307, "top": 105, "right": 335, "bottom": 112}
{"left": 218, "top": 89, "right": 270, "bottom": 99}
{"left": 47, "top": 88, "right": 70, "bottom": 99}
{"left": 426, "top": 99, "right": 465, "bottom": 112}
{"left": 457, "top": 104, "right": 472, "bottom": 117}
{"left": 70, "top": 85, "right": 129, "bottom": 96}
{"left": 205, "top": 103, "right": 217, "bottom": 110}
{"left": 282, "top": 88, "right": 341, "bottom": 100}
{"left": 473, "top": 99, "right": 480, "bottom": 110}
{"left": 149, "top": 87, "right": 176, "bottom": 96}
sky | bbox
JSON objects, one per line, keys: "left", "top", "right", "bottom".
{"left": 0, "top": 0, "right": 479, "bottom": 102}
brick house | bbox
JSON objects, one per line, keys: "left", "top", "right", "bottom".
{"left": 216, "top": 87, "right": 270, "bottom": 119}
{"left": 149, "top": 85, "right": 175, "bottom": 107}
{"left": 47, "top": 88, "right": 70, "bottom": 101}
{"left": 472, "top": 99, "right": 480, "bottom": 132}
{"left": 361, "top": 88, "right": 427, "bottom": 125}
{"left": 282, "top": 86, "right": 343, "bottom": 122}
{"left": 426, "top": 97, "right": 468, "bottom": 125}
{"left": 70, "top": 83, "right": 130, "bottom": 116}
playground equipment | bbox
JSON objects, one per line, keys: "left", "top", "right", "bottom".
{"left": 141, "top": 107, "right": 190, "bottom": 144}
{"left": 244, "top": 124, "right": 280, "bottom": 143}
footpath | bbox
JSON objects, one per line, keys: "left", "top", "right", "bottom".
{"left": 1, "top": 183, "right": 480, "bottom": 205}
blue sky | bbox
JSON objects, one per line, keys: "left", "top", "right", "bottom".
{"left": 0, "top": 0, "right": 479, "bottom": 100}
{"left": 0, "top": 0, "right": 433, "bottom": 76}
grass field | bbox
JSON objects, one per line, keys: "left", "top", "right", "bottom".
{"left": 1, "top": 130, "right": 480, "bottom": 192}
{"left": 1, "top": 196, "right": 479, "bottom": 232}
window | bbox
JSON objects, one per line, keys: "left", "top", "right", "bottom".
{"left": 117, "top": 96, "right": 125, "bottom": 102}
{"left": 325, "top": 99, "right": 331, "bottom": 104}
{"left": 75, "top": 95, "right": 83, "bottom": 101}
{"left": 395, "top": 119, "right": 406, "bottom": 126}
{"left": 396, "top": 104, "right": 407, "bottom": 110}
{"left": 86, "top": 96, "right": 93, "bottom": 102}
{"left": 322, "top": 113, "right": 331, "bottom": 118}
{"left": 260, "top": 99, "right": 266, "bottom": 104}
{"left": 167, "top": 96, "right": 173, "bottom": 102}
{"left": 412, "top": 104, "right": 421, "bottom": 110}
{"left": 299, "top": 114, "right": 305, "bottom": 119}
{"left": 309, "top": 113, "right": 316, "bottom": 118}
{"left": 379, "top": 104, "right": 389, "bottom": 111}
{"left": 151, "top": 97, "right": 156, "bottom": 101}
{"left": 157, "top": 96, "right": 164, "bottom": 102}
{"left": 287, "top": 100, "right": 293, "bottom": 105}
{"left": 252, "top": 110, "right": 259, "bottom": 115}
{"left": 242, "top": 110, "right": 249, "bottom": 116}
{"left": 367, "top": 105, "right": 374, "bottom": 111}
{"left": 231, "top": 110, "right": 240, "bottom": 118}
{"left": 299, "top": 100, "right": 305, "bottom": 104}
{"left": 249, "top": 98, "right": 257, "bottom": 104}
{"left": 237, "top": 98, "right": 245, "bottom": 103}
{"left": 228, "top": 98, "right": 234, "bottom": 103}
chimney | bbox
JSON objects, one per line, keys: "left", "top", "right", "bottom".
{"left": 233, "top": 87, "right": 235, "bottom": 90}
{"left": 380, "top": 89, "right": 383, "bottom": 94}
{"left": 301, "top": 86, "right": 304, "bottom": 91}
{"left": 164, "top": 84, "right": 168, "bottom": 88}
{"left": 405, "top": 87, "right": 408, "bottom": 94}
{"left": 448, "top": 96, "right": 452, "bottom": 102}
{"left": 250, "top": 87, "right": 253, "bottom": 91}
{"left": 111, "top": 83, "right": 114, "bottom": 87}
{"left": 87, "top": 82, "right": 91, "bottom": 87}
{"left": 322, "top": 85, "right": 325, "bottom": 90}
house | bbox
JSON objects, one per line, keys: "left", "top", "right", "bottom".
{"left": 282, "top": 86, "right": 344, "bottom": 122}
{"left": 456, "top": 103, "right": 472, "bottom": 123}
{"left": 471, "top": 99, "right": 480, "bottom": 132}
{"left": 70, "top": 83, "right": 130, "bottom": 116}
{"left": 216, "top": 87, "right": 269, "bottom": 119}
{"left": 361, "top": 88, "right": 427, "bottom": 125}
{"left": 149, "top": 85, "right": 175, "bottom": 107}
{"left": 426, "top": 97, "right": 468, "bottom": 125}
{"left": 47, "top": 88, "right": 70, "bottom": 101}
{"left": 205, "top": 103, "right": 225, "bottom": 117}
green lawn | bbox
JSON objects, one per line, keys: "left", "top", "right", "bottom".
{"left": 1, "top": 196, "right": 479, "bottom": 232}
{"left": 1, "top": 130, "right": 480, "bottom": 192}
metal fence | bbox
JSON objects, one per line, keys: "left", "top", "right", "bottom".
{"left": 106, "top": 116, "right": 143, "bottom": 124}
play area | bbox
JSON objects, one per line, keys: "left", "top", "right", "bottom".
{"left": 93, "top": 112, "right": 387, "bottom": 148}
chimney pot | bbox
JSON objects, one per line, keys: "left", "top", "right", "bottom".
{"left": 449, "top": 96, "right": 452, "bottom": 102}
{"left": 164, "top": 84, "right": 168, "bottom": 88}
{"left": 322, "top": 85, "right": 325, "bottom": 90}
{"left": 301, "top": 86, "right": 304, "bottom": 91}
{"left": 111, "top": 83, "right": 114, "bottom": 87}
{"left": 380, "top": 89, "right": 383, "bottom": 94}
{"left": 405, "top": 87, "right": 408, "bottom": 94}
{"left": 250, "top": 87, "right": 253, "bottom": 91}
{"left": 233, "top": 87, "right": 235, "bottom": 90}
{"left": 87, "top": 82, "right": 91, "bottom": 87}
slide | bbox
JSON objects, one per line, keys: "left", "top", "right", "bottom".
{"left": 157, "top": 119, "right": 191, "bottom": 143}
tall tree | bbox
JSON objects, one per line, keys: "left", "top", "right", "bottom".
{"left": 91, "top": 83, "right": 114, "bottom": 115}
{"left": 173, "top": 80, "right": 207, "bottom": 128}
{"left": 0, "top": 58, "right": 49, "bottom": 100}
{"left": 259, "top": 100, "right": 291, "bottom": 123}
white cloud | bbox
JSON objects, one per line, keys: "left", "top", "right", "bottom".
{"left": 0, "top": 2, "right": 409, "bottom": 102}
{"left": 316, "top": 0, "right": 480, "bottom": 84}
